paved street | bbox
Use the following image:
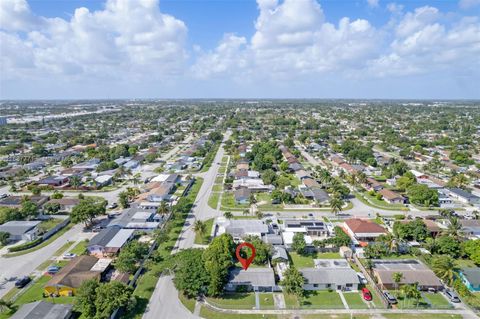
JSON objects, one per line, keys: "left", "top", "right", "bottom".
{"left": 142, "top": 275, "right": 197, "bottom": 319}
{"left": 172, "top": 130, "right": 230, "bottom": 253}
{"left": 0, "top": 224, "right": 94, "bottom": 298}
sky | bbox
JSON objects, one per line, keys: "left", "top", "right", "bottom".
{"left": 0, "top": 0, "right": 479, "bottom": 99}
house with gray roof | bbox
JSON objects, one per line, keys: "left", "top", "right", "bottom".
{"left": 459, "top": 268, "right": 480, "bottom": 292}
{"left": 0, "top": 220, "right": 41, "bottom": 242}
{"left": 300, "top": 259, "right": 360, "bottom": 291}
{"left": 11, "top": 301, "right": 72, "bottom": 319}
{"left": 213, "top": 217, "right": 269, "bottom": 239}
{"left": 225, "top": 268, "right": 278, "bottom": 292}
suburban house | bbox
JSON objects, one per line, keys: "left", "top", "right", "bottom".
{"left": 300, "top": 259, "right": 360, "bottom": 291}
{"left": 46, "top": 198, "right": 80, "bottom": 213}
{"left": 343, "top": 219, "right": 387, "bottom": 246}
{"left": 37, "top": 176, "right": 69, "bottom": 187}
{"left": 87, "top": 226, "right": 134, "bottom": 256}
{"left": 459, "top": 268, "right": 480, "bottom": 292}
{"left": 232, "top": 178, "right": 274, "bottom": 192}
{"left": 0, "top": 195, "right": 49, "bottom": 209}
{"left": 379, "top": 189, "right": 406, "bottom": 204}
{"left": 44, "top": 255, "right": 109, "bottom": 296}
{"left": 447, "top": 188, "right": 480, "bottom": 205}
{"left": 363, "top": 178, "right": 383, "bottom": 192}
{"left": 10, "top": 301, "right": 73, "bottom": 319}
{"left": 225, "top": 268, "right": 278, "bottom": 292}
{"left": 213, "top": 217, "right": 269, "bottom": 240}
{"left": 0, "top": 220, "right": 41, "bottom": 242}
{"left": 460, "top": 220, "right": 480, "bottom": 239}
{"left": 372, "top": 259, "right": 443, "bottom": 291}
{"left": 283, "top": 219, "right": 330, "bottom": 238}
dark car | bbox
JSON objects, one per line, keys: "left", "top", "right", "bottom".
{"left": 361, "top": 288, "right": 372, "bottom": 301}
{"left": 15, "top": 276, "right": 31, "bottom": 288}
{"left": 445, "top": 290, "right": 461, "bottom": 303}
{"left": 382, "top": 291, "right": 398, "bottom": 304}
{"left": 46, "top": 266, "right": 60, "bottom": 275}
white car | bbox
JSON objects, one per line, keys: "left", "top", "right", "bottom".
{"left": 63, "top": 253, "right": 77, "bottom": 260}
{"left": 357, "top": 272, "right": 368, "bottom": 284}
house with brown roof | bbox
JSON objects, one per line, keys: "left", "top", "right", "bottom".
{"left": 379, "top": 189, "right": 406, "bottom": 204}
{"left": 44, "top": 255, "right": 104, "bottom": 296}
{"left": 362, "top": 178, "right": 383, "bottom": 192}
{"left": 343, "top": 219, "right": 387, "bottom": 245}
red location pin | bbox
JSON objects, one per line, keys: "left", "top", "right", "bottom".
{"left": 236, "top": 242, "right": 256, "bottom": 271}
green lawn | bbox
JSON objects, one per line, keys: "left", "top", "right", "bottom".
{"left": 221, "top": 192, "right": 249, "bottom": 210}
{"left": 215, "top": 176, "right": 224, "bottom": 184}
{"left": 289, "top": 252, "right": 315, "bottom": 268}
{"left": 38, "top": 218, "right": 64, "bottom": 233}
{"left": 283, "top": 294, "right": 299, "bottom": 308}
{"left": 194, "top": 218, "right": 214, "bottom": 244}
{"left": 354, "top": 192, "right": 409, "bottom": 211}
{"left": 212, "top": 184, "right": 223, "bottom": 192}
{"left": 218, "top": 166, "right": 226, "bottom": 174}
{"left": 69, "top": 240, "right": 88, "bottom": 255}
{"left": 259, "top": 293, "right": 274, "bottom": 309}
{"left": 208, "top": 192, "right": 221, "bottom": 209}
{"left": 35, "top": 241, "right": 73, "bottom": 271}
{"left": 366, "top": 284, "right": 386, "bottom": 309}
{"left": 301, "top": 290, "right": 345, "bottom": 309}
{"left": 206, "top": 293, "right": 256, "bottom": 309}
{"left": 383, "top": 315, "right": 462, "bottom": 319}
{"left": 289, "top": 252, "right": 341, "bottom": 268}
{"left": 455, "top": 259, "right": 477, "bottom": 268}
{"left": 343, "top": 292, "right": 368, "bottom": 309}
{"left": 199, "top": 306, "right": 273, "bottom": 319}
{"left": 178, "top": 293, "right": 196, "bottom": 313}
{"left": 12, "top": 275, "right": 74, "bottom": 307}
{"left": 423, "top": 293, "right": 452, "bottom": 309}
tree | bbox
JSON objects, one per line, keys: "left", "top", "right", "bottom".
{"left": 292, "top": 232, "right": 307, "bottom": 255}
{"left": 21, "top": 200, "right": 38, "bottom": 218}
{"left": 193, "top": 220, "right": 207, "bottom": 240}
{"left": 74, "top": 279, "right": 100, "bottom": 318}
{"left": 173, "top": 249, "right": 210, "bottom": 298}
{"left": 392, "top": 272, "right": 403, "bottom": 295}
{"left": 242, "top": 209, "right": 249, "bottom": 216}
{"left": 118, "top": 191, "right": 129, "bottom": 209}
{"left": 115, "top": 241, "right": 149, "bottom": 273}
{"left": 43, "top": 202, "right": 61, "bottom": 215}
{"left": 329, "top": 196, "right": 344, "bottom": 216}
{"left": 445, "top": 216, "right": 462, "bottom": 239}
{"left": 223, "top": 211, "right": 233, "bottom": 220}
{"left": 50, "top": 191, "right": 63, "bottom": 199}
{"left": 280, "top": 267, "right": 305, "bottom": 298}
{"left": 157, "top": 201, "right": 169, "bottom": 216}
{"left": 261, "top": 169, "right": 277, "bottom": 185}
{"left": 202, "top": 234, "right": 235, "bottom": 296}
{"left": 94, "top": 281, "right": 134, "bottom": 319}
{"left": 462, "top": 240, "right": 480, "bottom": 265}
{"left": 255, "top": 210, "right": 264, "bottom": 219}
{"left": 70, "top": 198, "right": 107, "bottom": 227}
{"left": 0, "top": 232, "right": 9, "bottom": 246}
{"left": 435, "top": 235, "right": 461, "bottom": 258}
{"left": 406, "top": 184, "right": 438, "bottom": 207}
{"left": 243, "top": 235, "right": 272, "bottom": 265}
{"left": 249, "top": 193, "right": 257, "bottom": 205}
{"left": 431, "top": 255, "right": 456, "bottom": 285}
{"left": 69, "top": 175, "right": 82, "bottom": 189}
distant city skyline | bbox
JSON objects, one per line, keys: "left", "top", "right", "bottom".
{"left": 1, "top": 0, "right": 479, "bottom": 99}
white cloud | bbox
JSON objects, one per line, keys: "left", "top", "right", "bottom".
{"left": 0, "top": 0, "right": 187, "bottom": 81}
{"left": 459, "top": 0, "right": 480, "bottom": 9}
{"left": 367, "top": 0, "right": 379, "bottom": 8}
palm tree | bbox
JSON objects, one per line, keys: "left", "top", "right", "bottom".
{"left": 255, "top": 211, "right": 264, "bottom": 220}
{"left": 242, "top": 209, "right": 249, "bottom": 216}
{"left": 69, "top": 175, "right": 81, "bottom": 189}
{"left": 446, "top": 216, "right": 462, "bottom": 239}
{"left": 392, "top": 272, "right": 403, "bottom": 296}
{"left": 131, "top": 173, "right": 141, "bottom": 185}
{"left": 330, "top": 196, "right": 344, "bottom": 216}
{"left": 193, "top": 220, "right": 207, "bottom": 239}
{"left": 431, "top": 255, "right": 456, "bottom": 286}
{"left": 157, "top": 201, "right": 170, "bottom": 216}
{"left": 249, "top": 193, "right": 257, "bottom": 205}
{"left": 223, "top": 211, "right": 233, "bottom": 220}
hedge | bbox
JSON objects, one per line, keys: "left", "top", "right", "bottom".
{"left": 8, "top": 238, "right": 42, "bottom": 252}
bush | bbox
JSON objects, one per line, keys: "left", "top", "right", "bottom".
{"left": 8, "top": 238, "right": 42, "bottom": 252}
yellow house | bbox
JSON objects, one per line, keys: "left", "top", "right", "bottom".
{"left": 44, "top": 255, "right": 101, "bottom": 297}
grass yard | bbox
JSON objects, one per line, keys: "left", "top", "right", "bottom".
{"left": 194, "top": 218, "right": 214, "bottom": 244}
{"left": 383, "top": 315, "right": 462, "bottom": 319}
{"left": 283, "top": 294, "right": 299, "bottom": 308}
{"left": 38, "top": 218, "right": 64, "bottom": 233}
{"left": 423, "top": 292, "right": 452, "bottom": 309}
{"left": 199, "top": 306, "right": 274, "bottom": 319}
{"left": 343, "top": 292, "right": 368, "bottom": 309}
{"left": 289, "top": 252, "right": 315, "bottom": 268}
{"left": 208, "top": 192, "right": 221, "bottom": 209}
{"left": 178, "top": 293, "right": 196, "bottom": 313}
{"left": 259, "top": 293, "right": 274, "bottom": 308}
{"left": 215, "top": 176, "right": 224, "bottom": 184}
{"left": 206, "top": 293, "right": 256, "bottom": 309}
{"left": 455, "top": 259, "right": 477, "bottom": 268}
{"left": 69, "top": 240, "right": 88, "bottom": 255}
{"left": 218, "top": 166, "right": 227, "bottom": 174}
{"left": 301, "top": 290, "right": 345, "bottom": 309}
{"left": 35, "top": 240, "right": 73, "bottom": 271}
{"left": 221, "top": 192, "right": 249, "bottom": 210}
{"left": 12, "top": 275, "right": 75, "bottom": 307}
{"left": 212, "top": 184, "right": 223, "bottom": 192}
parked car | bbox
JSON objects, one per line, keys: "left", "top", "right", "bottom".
{"left": 47, "top": 266, "right": 60, "bottom": 274}
{"left": 361, "top": 288, "right": 372, "bottom": 301}
{"left": 108, "top": 203, "right": 118, "bottom": 209}
{"left": 357, "top": 272, "right": 368, "bottom": 284}
{"left": 445, "top": 290, "right": 461, "bottom": 303}
{"left": 382, "top": 291, "right": 398, "bottom": 304}
{"left": 15, "top": 276, "right": 31, "bottom": 288}
{"left": 63, "top": 253, "right": 77, "bottom": 260}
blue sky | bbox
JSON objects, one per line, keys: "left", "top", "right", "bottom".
{"left": 1, "top": 0, "right": 479, "bottom": 99}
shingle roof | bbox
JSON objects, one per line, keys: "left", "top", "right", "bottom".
{"left": 228, "top": 268, "right": 276, "bottom": 287}
{"left": 345, "top": 219, "right": 386, "bottom": 234}
{"left": 461, "top": 268, "right": 480, "bottom": 285}
{"left": 88, "top": 226, "right": 121, "bottom": 248}
{"left": 11, "top": 301, "right": 72, "bottom": 319}
{"left": 46, "top": 255, "right": 100, "bottom": 288}
{"left": 301, "top": 268, "right": 359, "bottom": 286}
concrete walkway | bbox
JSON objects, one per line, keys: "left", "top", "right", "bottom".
{"left": 338, "top": 291, "right": 349, "bottom": 310}
{"left": 273, "top": 293, "right": 286, "bottom": 309}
